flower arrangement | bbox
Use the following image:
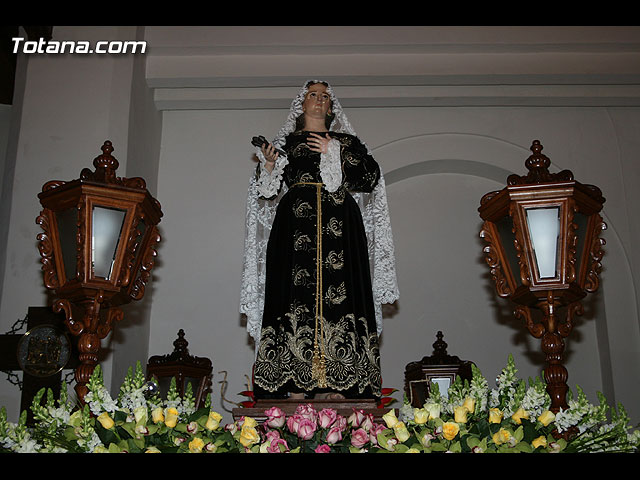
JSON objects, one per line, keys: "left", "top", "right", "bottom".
{"left": 1, "top": 355, "right": 638, "bottom": 453}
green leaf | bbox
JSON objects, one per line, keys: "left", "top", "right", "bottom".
{"left": 126, "top": 438, "right": 144, "bottom": 453}
{"left": 430, "top": 442, "right": 448, "bottom": 452}
{"left": 113, "top": 410, "right": 128, "bottom": 423}
{"left": 466, "top": 436, "right": 481, "bottom": 449}
{"left": 118, "top": 423, "right": 135, "bottom": 440}
{"left": 108, "top": 443, "right": 122, "bottom": 453}
{"left": 514, "top": 425, "right": 524, "bottom": 443}
{"left": 63, "top": 426, "right": 79, "bottom": 442}
{"left": 95, "top": 422, "right": 120, "bottom": 446}
{"left": 393, "top": 444, "right": 411, "bottom": 453}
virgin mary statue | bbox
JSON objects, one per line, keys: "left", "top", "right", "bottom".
{"left": 240, "top": 80, "right": 399, "bottom": 400}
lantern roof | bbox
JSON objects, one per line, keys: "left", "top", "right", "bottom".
{"left": 479, "top": 140, "right": 605, "bottom": 222}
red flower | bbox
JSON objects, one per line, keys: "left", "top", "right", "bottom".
{"left": 238, "top": 390, "right": 256, "bottom": 408}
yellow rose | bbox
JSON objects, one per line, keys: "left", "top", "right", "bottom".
{"left": 242, "top": 416, "right": 258, "bottom": 429}
{"left": 492, "top": 428, "right": 511, "bottom": 445}
{"left": 462, "top": 397, "right": 476, "bottom": 414}
{"left": 488, "top": 408, "right": 503, "bottom": 424}
{"left": 537, "top": 410, "right": 555, "bottom": 427}
{"left": 442, "top": 422, "right": 460, "bottom": 441}
{"left": 424, "top": 402, "right": 441, "bottom": 420}
{"left": 97, "top": 412, "right": 114, "bottom": 430}
{"left": 532, "top": 436, "right": 547, "bottom": 449}
{"left": 413, "top": 408, "right": 428, "bottom": 425}
{"left": 454, "top": 406, "right": 468, "bottom": 424}
{"left": 239, "top": 425, "right": 260, "bottom": 448}
{"left": 151, "top": 407, "right": 164, "bottom": 424}
{"left": 511, "top": 407, "right": 530, "bottom": 425}
{"left": 133, "top": 405, "right": 148, "bottom": 425}
{"left": 205, "top": 411, "right": 223, "bottom": 431}
{"left": 164, "top": 407, "right": 179, "bottom": 428}
{"left": 393, "top": 422, "right": 411, "bottom": 442}
{"left": 188, "top": 437, "right": 205, "bottom": 453}
{"left": 382, "top": 410, "right": 399, "bottom": 428}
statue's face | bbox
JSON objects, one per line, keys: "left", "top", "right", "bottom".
{"left": 302, "top": 83, "right": 332, "bottom": 121}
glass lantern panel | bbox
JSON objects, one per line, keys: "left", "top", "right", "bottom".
{"left": 573, "top": 211, "right": 588, "bottom": 283}
{"left": 496, "top": 215, "right": 521, "bottom": 287}
{"left": 152, "top": 375, "right": 172, "bottom": 400}
{"left": 430, "top": 377, "right": 451, "bottom": 399}
{"left": 132, "top": 218, "right": 147, "bottom": 266}
{"left": 92, "top": 206, "right": 126, "bottom": 280}
{"left": 526, "top": 206, "right": 560, "bottom": 279}
{"left": 185, "top": 377, "right": 202, "bottom": 396}
{"left": 55, "top": 208, "right": 78, "bottom": 283}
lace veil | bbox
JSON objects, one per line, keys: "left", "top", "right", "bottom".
{"left": 240, "top": 80, "right": 399, "bottom": 344}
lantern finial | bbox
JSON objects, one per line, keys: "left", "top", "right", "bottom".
{"left": 525, "top": 140, "right": 550, "bottom": 172}
{"left": 79, "top": 140, "right": 147, "bottom": 189}
{"left": 89, "top": 140, "right": 119, "bottom": 183}
{"left": 508, "top": 140, "right": 574, "bottom": 185}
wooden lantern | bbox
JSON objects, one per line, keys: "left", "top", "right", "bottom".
{"left": 478, "top": 140, "right": 606, "bottom": 412}
{"left": 404, "top": 331, "right": 474, "bottom": 408}
{"left": 36, "top": 140, "right": 163, "bottom": 402}
{"left": 146, "top": 329, "right": 213, "bottom": 409}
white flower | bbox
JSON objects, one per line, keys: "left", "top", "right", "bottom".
{"left": 521, "top": 383, "right": 550, "bottom": 418}
{"left": 83, "top": 431, "right": 104, "bottom": 453}
{"left": 15, "top": 436, "right": 40, "bottom": 453}
{"left": 86, "top": 386, "right": 118, "bottom": 415}
{"left": 397, "top": 403, "right": 415, "bottom": 423}
{"left": 47, "top": 406, "right": 71, "bottom": 424}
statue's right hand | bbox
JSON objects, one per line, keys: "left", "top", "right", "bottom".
{"left": 261, "top": 143, "right": 279, "bottom": 164}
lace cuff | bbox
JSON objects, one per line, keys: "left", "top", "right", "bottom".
{"left": 256, "top": 150, "right": 288, "bottom": 198}
{"left": 320, "top": 139, "right": 342, "bottom": 192}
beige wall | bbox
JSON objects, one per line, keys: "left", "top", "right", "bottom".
{"left": 1, "top": 26, "right": 639, "bottom": 425}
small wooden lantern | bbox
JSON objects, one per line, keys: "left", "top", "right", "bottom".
{"left": 146, "top": 330, "right": 213, "bottom": 409}
{"left": 404, "top": 331, "right": 474, "bottom": 408}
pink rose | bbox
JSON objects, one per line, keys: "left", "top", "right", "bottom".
{"left": 314, "top": 444, "right": 331, "bottom": 453}
{"left": 318, "top": 408, "right": 338, "bottom": 429}
{"left": 350, "top": 427, "right": 370, "bottom": 448}
{"left": 360, "top": 414, "right": 375, "bottom": 431}
{"left": 295, "top": 403, "right": 318, "bottom": 421}
{"left": 265, "top": 430, "right": 281, "bottom": 442}
{"left": 334, "top": 415, "right": 348, "bottom": 431}
{"left": 326, "top": 425, "right": 343, "bottom": 445}
{"left": 296, "top": 417, "right": 317, "bottom": 441}
{"left": 267, "top": 438, "right": 289, "bottom": 453}
{"left": 348, "top": 408, "right": 366, "bottom": 427}
{"left": 287, "top": 414, "right": 303, "bottom": 435}
{"left": 264, "top": 406, "right": 286, "bottom": 429}
{"left": 368, "top": 423, "right": 387, "bottom": 446}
